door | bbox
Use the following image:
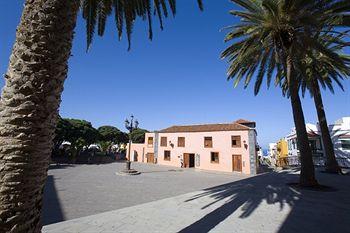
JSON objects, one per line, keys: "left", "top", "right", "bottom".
{"left": 232, "top": 154, "right": 242, "bottom": 172}
{"left": 147, "top": 153, "right": 154, "bottom": 164}
{"left": 183, "top": 153, "right": 189, "bottom": 168}
{"left": 184, "top": 153, "right": 195, "bottom": 168}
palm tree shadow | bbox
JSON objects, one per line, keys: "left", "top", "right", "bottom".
{"left": 42, "top": 175, "right": 65, "bottom": 225}
{"left": 179, "top": 171, "right": 300, "bottom": 233}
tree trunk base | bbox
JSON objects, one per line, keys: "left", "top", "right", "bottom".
{"left": 299, "top": 178, "right": 319, "bottom": 188}
{"left": 322, "top": 167, "right": 343, "bottom": 174}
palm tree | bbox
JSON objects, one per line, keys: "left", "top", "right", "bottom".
{"left": 295, "top": 34, "right": 350, "bottom": 173}
{"left": 0, "top": 1, "right": 202, "bottom": 232}
{"left": 221, "top": 0, "right": 349, "bottom": 187}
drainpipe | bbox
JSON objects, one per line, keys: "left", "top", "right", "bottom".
{"left": 154, "top": 131, "right": 159, "bottom": 164}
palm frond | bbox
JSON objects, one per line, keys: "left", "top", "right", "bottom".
{"left": 81, "top": 0, "right": 203, "bottom": 51}
{"left": 222, "top": 0, "right": 350, "bottom": 97}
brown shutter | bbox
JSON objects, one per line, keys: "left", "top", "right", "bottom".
{"left": 161, "top": 137, "right": 167, "bottom": 147}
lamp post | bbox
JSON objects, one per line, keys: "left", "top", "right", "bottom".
{"left": 125, "top": 115, "right": 139, "bottom": 171}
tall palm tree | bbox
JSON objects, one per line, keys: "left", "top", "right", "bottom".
{"left": 221, "top": 0, "right": 349, "bottom": 186}
{"left": 295, "top": 33, "right": 350, "bottom": 173}
{"left": 0, "top": 1, "right": 202, "bottom": 232}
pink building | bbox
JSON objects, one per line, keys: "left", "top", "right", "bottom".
{"left": 127, "top": 119, "right": 259, "bottom": 175}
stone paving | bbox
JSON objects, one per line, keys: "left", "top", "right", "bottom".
{"left": 43, "top": 168, "right": 350, "bottom": 233}
{"left": 43, "top": 162, "right": 249, "bottom": 225}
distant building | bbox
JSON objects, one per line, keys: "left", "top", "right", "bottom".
{"left": 128, "top": 119, "right": 259, "bottom": 175}
{"left": 284, "top": 117, "right": 350, "bottom": 167}
{"left": 286, "top": 123, "right": 324, "bottom": 165}
{"left": 267, "top": 139, "right": 288, "bottom": 167}
{"left": 276, "top": 139, "right": 288, "bottom": 167}
{"left": 328, "top": 117, "right": 350, "bottom": 167}
{"left": 256, "top": 146, "right": 264, "bottom": 163}
{"left": 268, "top": 143, "right": 277, "bottom": 166}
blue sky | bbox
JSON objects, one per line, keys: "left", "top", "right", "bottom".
{"left": 1, "top": 1, "right": 349, "bottom": 148}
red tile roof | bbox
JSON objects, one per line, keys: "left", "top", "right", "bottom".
{"left": 159, "top": 122, "right": 251, "bottom": 133}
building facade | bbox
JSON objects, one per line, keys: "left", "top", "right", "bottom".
{"left": 267, "top": 139, "right": 288, "bottom": 167}
{"left": 329, "top": 117, "right": 350, "bottom": 167}
{"left": 268, "top": 143, "right": 277, "bottom": 166}
{"left": 276, "top": 139, "right": 288, "bottom": 167}
{"left": 128, "top": 119, "right": 259, "bottom": 175}
{"left": 286, "top": 123, "right": 324, "bottom": 165}
{"left": 284, "top": 117, "right": 350, "bottom": 167}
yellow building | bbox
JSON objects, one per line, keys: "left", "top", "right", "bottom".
{"left": 276, "top": 139, "right": 288, "bottom": 167}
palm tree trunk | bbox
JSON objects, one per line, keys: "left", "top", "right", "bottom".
{"left": 312, "top": 78, "right": 341, "bottom": 173}
{"left": 0, "top": 0, "right": 79, "bottom": 232}
{"left": 287, "top": 56, "right": 318, "bottom": 187}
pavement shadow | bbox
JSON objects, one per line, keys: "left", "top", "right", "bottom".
{"left": 179, "top": 170, "right": 350, "bottom": 233}
{"left": 48, "top": 164, "right": 75, "bottom": 170}
{"left": 179, "top": 171, "right": 299, "bottom": 233}
{"left": 42, "top": 175, "right": 65, "bottom": 225}
{"left": 278, "top": 170, "right": 350, "bottom": 233}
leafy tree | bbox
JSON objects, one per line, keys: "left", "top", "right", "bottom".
{"left": 0, "top": 1, "right": 202, "bottom": 231}
{"left": 53, "top": 117, "right": 101, "bottom": 156}
{"left": 71, "top": 137, "right": 87, "bottom": 157}
{"left": 130, "top": 128, "right": 149, "bottom": 143}
{"left": 53, "top": 116, "right": 73, "bottom": 151}
{"left": 98, "top": 126, "right": 128, "bottom": 144}
{"left": 66, "top": 119, "right": 100, "bottom": 145}
{"left": 221, "top": 0, "right": 349, "bottom": 186}
{"left": 99, "top": 140, "right": 113, "bottom": 153}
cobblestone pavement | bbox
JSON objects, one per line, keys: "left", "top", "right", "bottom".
{"left": 43, "top": 169, "right": 350, "bottom": 233}
{"left": 43, "top": 162, "right": 249, "bottom": 225}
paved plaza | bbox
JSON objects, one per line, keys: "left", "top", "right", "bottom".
{"left": 43, "top": 163, "right": 350, "bottom": 233}
{"left": 42, "top": 162, "right": 248, "bottom": 225}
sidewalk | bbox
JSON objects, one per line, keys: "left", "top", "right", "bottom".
{"left": 42, "top": 187, "right": 290, "bottom": 233}
{"left": 43, "top": 170, "right": 350, "bottom": 233}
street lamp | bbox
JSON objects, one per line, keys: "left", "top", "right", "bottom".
{"left": 125, "top": 115, "right": 139, "bottom": 171}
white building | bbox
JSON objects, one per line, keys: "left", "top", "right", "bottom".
{"left": 286, "top": 123, "right": 323, "bottom": 157}
{"left": 285, "top": 117, "right": 350, "bottom": 167}
{"left": 327, "top": 117, "right": 350, "bottom": 167}
{"left": 268, "top": 143, "right": 277, "bottom": 166}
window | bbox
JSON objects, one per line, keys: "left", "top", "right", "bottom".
{"left": 147, "top": 137, "right": 154, "bottom": 147}
{"left": 160, "top": 137, "right": 167, "bottom": 147}
{"left": 231, "top": 136, "right": 241, "bottom": 147}
{"left": 341, "top": 140, "right": 350, "bottom": 150}
{"left": 164, "top": 150, "right": 171, "bottom": 161}
{"left": 204, "top": 137, "right": 213, "bottom": 148}
{"left": 309, "top": 139, "right": 322, "bottom": 151}
{"left": 309, "top": 140, "right": 317, "bottom": 151}
{"left": 178, "top": 137, "right": 185, "bottom": 147}
{"left": 211, "top": 152, "right": 219, "bottom": 163}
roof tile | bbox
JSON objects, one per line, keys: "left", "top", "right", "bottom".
{"left": 159, "top": 122, "right": 251, "bottom": 133}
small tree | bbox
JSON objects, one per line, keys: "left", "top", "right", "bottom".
{"left": 130, "top": 128, "right": 149, "bottom": 143}
{"left": 53, "top": 117, "right": 73, "bottom": 156}
{"left": 99, "top": 140, "right": 113, "bottom": 154}
{"left": 70, "top": 137, "right": 87, "bottom": 160}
